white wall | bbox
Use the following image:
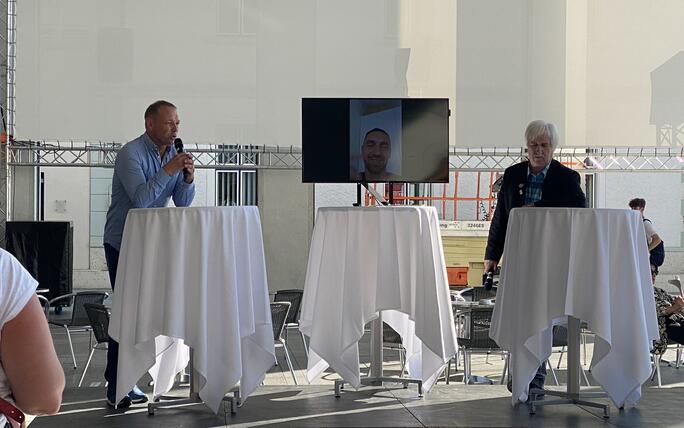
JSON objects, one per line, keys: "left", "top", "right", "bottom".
{"left": 41, "top": 167, "right": 90, "bottom": 269}
{"left": 583, "top": 0, "right": 684, "bottom": 147}
{"left": 13, "top": 1, "right": 684, "bottom": 284}
{"left": 14, "top": 0, "right": 460, "bottom": 287}
{"left": 595, "top": 172, "right": 682, "bottom": 247}
{"left": 456, "top": 0, "right": 567, "bottom": 148}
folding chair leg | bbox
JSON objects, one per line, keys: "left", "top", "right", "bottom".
{"left": 556, "top": 346, "right": 565, "bottom": 369}
{"left": 500, "top": 353, "right": 509, "bottom": 385}
{"left": 281, "top": 341, "right": 297, "bottom": 385}
{"left": 463, "top": 352, "right": 471, "bottom": 384}
{"left": 399, "top": 349, "right": 406, "bottom": 378}
{"left": 300, "top": 330, "right": 309, "bottom": 358}
{"left": 547, "top": 360, "right": 559, "bottom": 386}
{"left": 651, "top": 354, "right": 663, "bottom": 388}
{"left": 78, "top": 347, "right": 96, "bottom": 387}
{"left": 65, "top": 327, "right": 77, "bottom": 369}
{"left": 445, "top": 357, "right": 451, "bottom": 385}
{"left": 581, "top": 365, "right": 590, "bottom": 386}
{"left": 657, "top": 356, "right": 662, "bottom": 388}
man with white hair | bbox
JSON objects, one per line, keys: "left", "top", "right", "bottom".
{"left": 484, "top": 119, "right": 586, "bottom": 395}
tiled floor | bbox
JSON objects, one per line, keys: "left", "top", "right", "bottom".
{"left": 27, "top": 316, "right": 684, "bottom": 427}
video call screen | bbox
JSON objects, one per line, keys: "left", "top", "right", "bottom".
{"left": 302, "top": 98, "right": 449, "bottom": 183}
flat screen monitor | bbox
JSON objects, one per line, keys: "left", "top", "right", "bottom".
{"left": 302, "top": 98, "right": 449, "bottom": 183}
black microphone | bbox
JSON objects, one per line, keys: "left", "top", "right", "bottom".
{"left": 483, "top": 271, "right": 494, "bottom": 290}
{"left": 174, "top": 138, "right": 189, "bottom": 179}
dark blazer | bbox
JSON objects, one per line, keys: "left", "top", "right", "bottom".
{"left": 485, "top": 159, "right": 586, "bottom": 262}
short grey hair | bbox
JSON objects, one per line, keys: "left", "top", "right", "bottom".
{"left": 525, "top": 120, "right": 559, "bottom": 150}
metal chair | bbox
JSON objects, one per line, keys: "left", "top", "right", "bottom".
{"left": 78, "top": 303, "right": 110, "bottom": 387}
{"left": 454, "top": 306, "right": 507, "bottom": 384}
{"left": 651, "top": 339, "right": 684, "bottom": 388}
{"left": 270, "top": 301, "right": 297, "bottom": 384}
{"left": 382, "top": 322, "right": 406, "bottom": 377}
{"left": 548, "top": 325, "right": 590, "bottom": 387}
{"left": 273, "top": 289, "right": 308, "bottom": 358}
{"left": 556, "top": 321, "right": 592, "bottom": 368}
{"left": 668, "top": 276, "right": 684, "bottom": 297}
{"left": 452, "top": 286, "right": 497, "bottom": 303}
{"left": 47, "top": 291, "right": 108, "bottom": 369}
{"left": 37, "top": 294, "right": 49, "bottom": 317}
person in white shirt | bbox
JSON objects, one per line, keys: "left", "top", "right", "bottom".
{"left": 0, "top": 248, "right": 64, "bottom": 427}
{"left": 628, "top": 198, "right": 663, "bottom": 267}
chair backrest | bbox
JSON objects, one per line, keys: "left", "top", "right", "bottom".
{"left": 83, "top": 303, "right": 110, "bottom": 344}
{"left": 552, "top": 325, "right": 568, "bottom": 347}
{"left": 273, "top": 289, "right": 303, "bottom": 324}
{"left": 71, "top": 292, "right": 108, "bottom": 326}
{"left": 383, "top": 322, "right": 402, "bottom": 345}
{"left": 37, "top": 295, "right": 49, "bottom": 317}
{"left": 270, "top": 301, "right": 291, "bottom": 342}
{"left": 472, "top": 286, "right": 497, "bottom": 302}
{"left": 457, "top": 306, "right": 499, "bottom": 350}
{"left": 669, "top": 276, "right": 683, "bottom": 297}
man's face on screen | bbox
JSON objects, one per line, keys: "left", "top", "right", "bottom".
{"left": 362, "top": 130, "right": 391, "bottom": 175}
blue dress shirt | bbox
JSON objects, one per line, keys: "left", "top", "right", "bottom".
{"left": 103, "top": 133, "right": 195, "bottom": 251}
{"left": 524, "top": 163, "right": 549, "bottom": 205}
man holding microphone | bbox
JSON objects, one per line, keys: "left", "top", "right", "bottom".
{"left": 102, "top": 100, "right": 195, "bottom": 408}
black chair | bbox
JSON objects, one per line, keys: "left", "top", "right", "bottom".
{"left": 452, "top": 286, "right": 497, "bottom": 303}
{"left": 382, "top": 322, "right": 406, "bottom": 377}
{"left": 79, "top": 303, "right": 110, "bottom": 387}
{"left": 472, "top": 286, "right": 497, "bottom": 302}
{"left": 548, "top": 325, "right": 590, "bottom": 386}
{"left": 37, "top": 294, "right": 49, "bottom": 317}
{"left": 270, "top": 301, "right": 297, "bottom": 384}
{"left": 273, "top": 289, "right": 308, "bottom": 358}
{"left": 47, "top": 291, "right": 108, "bottom": 369}
{"left": 454, "top": 306, "right": 507, "bottom": 384}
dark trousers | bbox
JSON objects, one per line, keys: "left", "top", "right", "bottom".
{"left": 666, "top": 319, "right": 684, "bottom": 346}
{"left": 103, "top": 243, "right": 119, "bottom": 392}
{"left": 532, "top": 363, "right": 547, "bottom": 389}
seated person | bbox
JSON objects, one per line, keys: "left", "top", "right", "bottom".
{"left": 350, "top": 128, "right": 402, "bottom": 182}
{"left": 651, "top": 265, "right": 684, "bottom": 354}
{"left": 0, "top": 248, "right": 64, "bottom": 427}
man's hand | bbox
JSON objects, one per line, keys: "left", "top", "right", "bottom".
{"left": 484, "top": 259, "right": 498, "bottom": 273}
{"left": 163, "top": 152, "right": 194, "bottom": 183}
{"left": 182, "top": 153, "right": 195, "bottom": 183}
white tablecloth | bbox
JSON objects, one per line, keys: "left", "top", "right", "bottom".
{"left": 490, "top": 208, "right": 659, "bottom": 407}
{"left": 300, "top": 206, "right": 457, "bottom": 391}
{"left": 109, "top": 206, "right": 275, "bottom": 413}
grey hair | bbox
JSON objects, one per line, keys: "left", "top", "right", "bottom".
{"left": 525, "top": 120, "right": 559, "bottom": 150}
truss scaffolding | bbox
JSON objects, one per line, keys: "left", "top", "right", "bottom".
{"left": 6, "top": 140, "right": 684, "bottom": 172}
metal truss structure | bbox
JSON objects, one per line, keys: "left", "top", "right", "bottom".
{"left": 0, "top": 0, "right": 15, "bottom": 246}
{"left": 6, "top": 140, "right": 684, "bottom": 172}
{"left": 449, "top": 146, "right": 684, "bottom": 172}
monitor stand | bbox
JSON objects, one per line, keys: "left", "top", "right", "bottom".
{"left": 334, "top": 311, "right": 423, "bottom": 398}
{"left": 354, "top": 183, "right": 388, "bottom": 207}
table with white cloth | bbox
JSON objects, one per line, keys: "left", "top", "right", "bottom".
{"left": 299, "top": 206, "right": 457, "bottom": 394}
{"left": 108, "top": 206, "right": 275, "bottom": 414}
{"left": 490, "top": 208, "right": 658, "bottom": 411}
